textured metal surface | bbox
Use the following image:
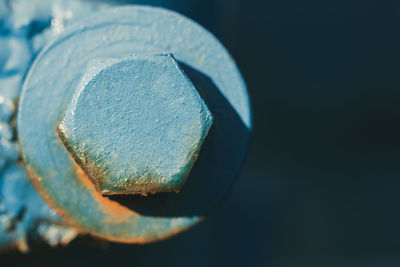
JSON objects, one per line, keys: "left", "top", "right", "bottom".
{"left": 0, "top": 0, "right": 103, "bottom": 251}
{"left": 0, "top": 165, "right": 76, "bottom": 251}
{"left": 58, "top": 53, "right": 213, "bottom": 195}
{"left": 17, "top": 5, "right": 251, "bottom": 242}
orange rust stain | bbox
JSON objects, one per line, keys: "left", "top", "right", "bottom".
{"left": 23, "top": 160, "right": 195, "bottom": 244}
{"left": 57, "top": 124, "right": 136, "bottom": 222}
{"left": 73, "top": 161, "right": 138, "bottom": 223}
{"left": 88, "top": 218, "right": 199, "bottom": 244}
{"left": 25, "top": 166, "right": 88, "bottom": 235}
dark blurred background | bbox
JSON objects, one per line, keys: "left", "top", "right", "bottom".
{"left": 3, "top": 0, "right": 400, "bottom": 266}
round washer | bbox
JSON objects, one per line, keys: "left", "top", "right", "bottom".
{"left": 18, "top": 6, "right": 251, "bottom": 242}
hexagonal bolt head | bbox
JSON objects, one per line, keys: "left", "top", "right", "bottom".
{"left": 57, "top": 53, "right": 213, "bottom": 195}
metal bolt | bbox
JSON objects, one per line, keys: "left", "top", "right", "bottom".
{"left": 57, "top": 53, "right": 214, "bottom": 196}
{"left": 18, "top": 6, "right": 251, "bottom": 242}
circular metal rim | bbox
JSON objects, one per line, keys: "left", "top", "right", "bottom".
{"left": 17, "top": 5, "right": 252, "bottom": 243}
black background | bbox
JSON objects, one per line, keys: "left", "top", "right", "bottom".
{"left": 3, "top": 0, "right": 400, "bottom": 266}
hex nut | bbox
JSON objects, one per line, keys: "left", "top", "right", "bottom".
{"left": 57, "top": 53, "right": 213, "bottom": 195}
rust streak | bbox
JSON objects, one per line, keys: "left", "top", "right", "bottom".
{"left": 73, "top": 160, "right": 137, "bottom": 223}
{"left": 23, "top": 158, "right": 195, "bottom": 244}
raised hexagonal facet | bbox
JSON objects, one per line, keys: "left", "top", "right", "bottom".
{"left": 57, "top": 54, "right": 213, "bottom": 195}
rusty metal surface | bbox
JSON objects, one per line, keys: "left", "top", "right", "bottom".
{"left": 0, "top": 0, "right": 104, "bottom": 251}
{"left": 17, "top": 5, "right": 251, "bottom": 243}
{"left": 57, "top": 54, "right": 213, "bottom": 195}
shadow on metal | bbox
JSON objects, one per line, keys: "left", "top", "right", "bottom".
{"left": 110, "top": 62, "right": 251, "bottom": 217}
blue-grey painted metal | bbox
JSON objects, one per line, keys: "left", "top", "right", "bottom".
{"left": 58, "top": 53, "right": 214, "bottom": 195}
{"left": 0, "top": 165, "right": 75, "bottom": 251}
{"left": 18, "top": 5, "right": 251, "bottom": 243}
{"left": 0, "top": 0, "right": 97, "bottom": 251}
{"left": 0, "top": 0, "right": 251, "bottom": 249}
